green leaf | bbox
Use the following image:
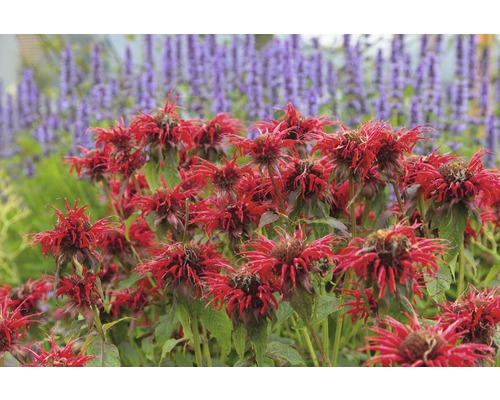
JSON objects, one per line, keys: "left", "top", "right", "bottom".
{"left": 233, "top": 323, "right": 247, "bottom": 359}
{"left": 163, "top": 150, "right": 181, "bottom": 188}
{"left": 197, "top": 302, "right": 233, "bottom": 355}
{"left": 177, "top": 301, "right": 193, "bottom": 340}
{"left": 438, "top": 202, "right": 468, "bottom": 278}
{"left": 249, "top": 321, "right": 269, "bottom": 367}
{"left": 425, "top": 266, "right": 452, "bottom": 301}
{"left": 266, "top": 341, "right": 306, "bottom": 366}
{"left": 160, "top": 338, "right": 186, "bottom": 363}
{"left": 143, "top": 161, "right": 161, "bottom": 190}
{"left": 289, "top": 286, "right": 313, "bottom": 325}
{"left": 258, "top": 211, "right": 280, "bottom": 229}
{"left": 102, "top": 317, "right": 132, "bottom": 334}
{"left": 154, "top": 314, "right": 175, "bottom": 345}
{"left": 275, "top": 301, "right": 294, "bottom": 328}
{"left": 306, "top": 218, "right": 348, "bottom": 236}
{"left": 314, "top": 292, "right": 342, "bottom": 324}
{"left": 85, "top": 339, "right": 121, "bottom": 367}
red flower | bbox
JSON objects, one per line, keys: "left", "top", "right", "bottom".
{"left": 32, "top": 200, "right": 114, "bottom": 274}
{"left": 109, "top": 278, "right": 154, "bottom": 316}
{"left": 204, "top": 267, "right": 280, "bottom": 327}
{"left": 438, "top": 284, "right": 500, "bottom": 347}
{"left": 23, "top": 336, "right": 94, "bottom": 367}
{"left": 414, "top": 149, "right": 500, "bottom": 207}
{"left": 336, "top": 223, "right": 445, "bottom": 299}
{"left": 311, "top": 121, "right": 378, "bottom": 184}
{"left": 136, "top": 241, "right": 229, "bottom": 298}
{"left": 362, "top": 313, "right": 494, "bottom": 367}
{"left": 341, "top": 285, "right": 378, "bottom": 323}
{"left": 133, "top": 184, "right": 197, "bottom": 234}
{"left": 0, "top": 299, "right": 39, "bottom": 354}
{"left": 188, "top": 156, "right": 250, "bottom": 199}
{"left": 0, "top": 278, "right": 52, "bottom": 315}
{"left": 192, "top": 196, "right": 268, "bottom": 247}
{"left": 130, "top": 94, "right": 197, "bottom": 150}
{"left": 255, "top": 102, "right": 332, "bottom": 142}
{"left": 65, "top": 146, "right": 111, "bottom": 184}
{"left": 109, "top": 173, "right": 149, "bottom": 219}
{"left": 193, "top": 113, "right": 242, "bottom": 155}
{"left": 244, "top": 225, "right": 337, "bottom": 296}
{"left": 55, "top": 271, "right": 102, "bottom": 325}
{"left": 400, "top": 149, "right": 456, "bottom": 189}
{"left": 280, "top": 156, "right": 333, "bottom": 202}
{"left": 93, "top": 122, "right": 146, "bottom": 179}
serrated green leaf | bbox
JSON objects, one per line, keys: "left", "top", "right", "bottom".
{"left": 314, "top": 292, "right": 342, "bottom": 324}
{"left": 85, "top": 339, "right": 121, "bottom": 367}
{"left": 425, "top": 266, "right": 452, "bottom": 301}
{"left": 102, "top": 317, "right": 132, "bottom": 334}
{"left": 160, "top": 338, "right": 186, "bottom": 363}
{"left": 275, "top": 301, "right": 294, "bottom": 328}
{"left": 306, "top": 218, "right": 348, "bottom": 236}
{"left": 289, "top": 286, "right": 313, "bottom": 325}
{"left": 438, "top": 202, "right": 468, "bottom": 278}
{"left": 249, "top": 321, "right": 269, "bottom": 367}
{"left": 266, "top": 341, "right": 305, "bottom": 366}
{"left": 177, "top": 301, "right": 193, "bottom": 340}
{"left": 154, "top": 314, "right": 175, "bottom": 345}
{"left": 233, "top": 323, "right": 247, "bottom": 359}
{"left": 197, "top": 302, "right": 233, "bottom": 355}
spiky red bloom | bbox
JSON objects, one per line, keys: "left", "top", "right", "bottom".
{"left": 133, "top": 184, "right": 197, "bottom": 233}
{"left": 227, "top": 128, "right": 291, "bottom": 171}
{"left": 109, "top": 278, "right": 154, "bottom": 316}
{"left": 255, "top": 102, "right": 332, "bottom": 142}
{"left": 204, "top": 267, "right": 280, "bottom": 326}
{"left": 311, "top": 122, "right": 378, "bottom": 183}
{"left": 136, "top": 241, "right": 230, "bottom": 298}
{"left": 23, "top": 336, "right": 94, "bottom": 367}
{"left": 413, "top": 149, "right": 500, "bottom": 207}
{"left": 362, "top": 313, "right": 494, "bottom": 367}
{"left": 93, "top": 122, "right": 146, "bottom": 178}
{"left": 336, "top": 223, "right": 445, "bottom": 299}
{"left": 65, "top": 146, "right": 111, "bottom": 184}
{"left": 372, "top": 122, "right": 428, "bottom": 177}
{"left": 400, "top": 149, "right": 456, "bottom": 189}
{"left": 280, "top": 157, "right": 333, "bottom": 201}
{"left": 0, "top": 278, "right": 52, "bottom": 314}
{"left": 341, "top": 285, "right": 378, "bottom": 323}
{"left": 438, "top": 284, "right": 500, "bottom": 347}
{"left": 55, "top": 271, "right": 102, "bottom": 324}
{"left": 130, "top": 94, "right": 197, "bottom": 150}
{"left": 32, "top": 200, "right": 114, "bottom": 273}
{"left": 0, "top": 299, "right": 39, "bottom": 354}
{"left": 110, "top": 173, "right": 149, "bottom": 219}
{"left": 192, "top": 196, "right": 268, "bottom": 244}
{"left": 193, "top": 113, "right": 242, "bottom": 154}
{"left": 243, "top": 226, "right": 337, "bottom": 296}
{"left": 188, "top": 156, "right": 250, "bottom": 199}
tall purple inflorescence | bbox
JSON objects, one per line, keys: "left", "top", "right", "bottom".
{"left": 484, "top": 113, "right": 498, "bottom": 167}
{"left": 282, "top": 39, "right": 299, "bottom": 108}
{"left": 212, "top": 45, "right": 227, "bottom": 115}
{"left": 467, "top": 34, "right": 478, "bottom": 100}
{"left": 60, "top": 47, "right": 75, "bottom": 112}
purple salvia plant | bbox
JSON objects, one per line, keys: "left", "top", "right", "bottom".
{"left": 269, "top": 39, "right": 282, "bottom": 108}
{"left": 403, "top": 53, "right": 412, "bottom": 87}
{"left": 409, "top": 95, "right": 421, "bottom": 128}
{"left": 241, "top": 35, "right": 255, "bottom": 96}
{"left": 326, "top": 60, "right": 337, "bottom": 108}
{"left": 389, "top": 35, "right": 405, "bottom": 121}
{"left": 419, "top": 34, "right": 429, "bottom": 58}
{"left": 175, "top": 35, "right": 185, "bottom": 85}
{"left": 212, "top": 45, "right": 227, "bottom": 115}
{"left": 59, "top": 47, "right": 75, "bottom": 111}
{"left": 296, "top": 53, "right": 307, "bottom": 104}
{"left": 311, "top": 50, "right": 324, "bottom": 98}
{"left": 282, "top": 39, "right": 299, "bottom": 108}
{"left": 307, "top": 87, "right": 319, "bottom": 117}
{"left": 467, "top": 34, "right": 478, "bottom": 100}
{"left": 450, "top": 78, "right": 469, "bottom": 138}
{"left": 479, "top": 75, "right": 490, "bottom": 122}
{"left": 376, "top": 85, "right": 389, "bottom": 121}
{"left": 246, "top": 49, "right": 264, "bottom": 120}
{"left": 73, "top": 98, "right": 92, "bottom": 149}
{"left": 162, "top": 36, "right": 176, "bottom": 93}
{"left": 414, "top": 57, "right": 428, "bottom": 96}
{"left": 455, "top": 35, "right": 467, "bottom": 79}
{"left": 484, "top": 113, "right": 498, "bottom": 167}
{"left": 230, "top": 35, "right": 241, "bottom": 95}
{"left": 91, "top": 43, "right": 104, "bottom": 86}
{"left": 140, "top": 35, "right": 156, "bottom": 111}
{"left": 187, "top": 35, "right": 204, "bottom": 116}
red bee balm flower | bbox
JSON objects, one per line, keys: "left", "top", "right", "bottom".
{"left": 32, "top": 200, "right": 114, "bottom": 274}
{"left": 336, "top": 223, "right": 445, "bottom": 299}
{"left": 244, "top": 226, "right": 337, "bottom": 296}
{"left": 281, "top": 157, "right": 333, "bottom": 201}
{"left": 136, "top": 241, "right": 229, "bottom": 298}
{"left": 362, "top": 313, "right": 494, "bottom": 367}
{"left": 23, "top": 336, "right": 94, "bottom": 367}
{"left": 438, "top": 284, "right": 500, "bottom": 347}
{"left": 204, "top": 268, "right": 280, "bottom": 327}
{"left": 65, "top": 146, "right": 111, "bottom": 184}
{"left": 414, "top": 149, "right": 500, "bottom": 207}
{"left": 0, "top": 278, "right": 52, "bottom": 315}
{"left": 0, "top": 299, "right": 39, "bottom": 354}
{"left": 193, "top": 113, "right": 242, "bottom": 155}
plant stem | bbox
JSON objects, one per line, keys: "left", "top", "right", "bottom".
{"left": 457, "top": 242, "right": 466, "bottom": 299}
{"left": 192, "top": 316, "right": 204, "bottom": 367}
{"left": 349, "top": 175, "right": 356, "bottom": 238}
{"left": 201, "top": 324, "right": 212, "bottom": 367}
{"left": 392, "top": 181, "right": 406, "bottom": 222}
{"left": 331, "top": 308, "right": 343, "bottom": 367}
{"left": 307, "top": 322, "right": 332, "bottom": 367}
{"left": 302, "top": 328, "right": 320, "bottom": 367}
{"left": 320, "top": 283, "right": 330, "bottom": 365}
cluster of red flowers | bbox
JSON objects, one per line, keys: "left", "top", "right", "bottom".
{"left": 22, "top": 98, "right": 500, "bottom": 367}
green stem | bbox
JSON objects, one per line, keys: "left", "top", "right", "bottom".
{"left": 201, "top": 324, "right": 212, "bottom": 367}
{"left": 392, "top": 181, "right": 406, "bottom": 222}
{"left": 307, "top": 322, "right": 332, "bottom": 367}
{"left": 192, "top": 316, "right": 204, "bottom": 367}
{"left": 320, "top": 283, "right": 330, "bottom": 366}
{"left": 473, "top": 240, "right": 500, "bottom": 262}
{"left": 331, "top": 308, "right": 343, "bottom": 367}
{"left": 349, "top": 175, "right": 357, "bottom": 238}
{"left": 302, "top": 328, "right": 320, "bottom": 367}
{"left": 457, "top": 242, "right": 466, "bottom": 299}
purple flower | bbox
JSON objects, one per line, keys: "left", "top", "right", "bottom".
{"left": 484, "top": 114, "right": 498, "bottom": 167}
{"left": 376, "top": 85, "right": 389, "bottom": 121}
{"left": 282, "top": 39, "right": 299, "bottom": 107}
{"left": 389, "top": 35, "right": 405, "bottom": 119}
{"left": 246, "top": 49, "right": 264, "bottom": 120}
{"left": 419, "top": 34, "right": 429, "bottom": 58}
{"left": 73, "top": 98, "right": 92, "bottom": 149}
{"left": 409, "top": 95, "right": 421, "bottom": 128}
{"left": 451, "top": 79, "right": 469, "bottom": 137}
{"left": 91, "top": 43, "right": 104, "bottom": 86}
{"left": 268, "top": 39, "right": 282, "bottom": 108}
{"left": 139, "top": 35, "right": 156, "bottom": 111}
{"left": 187, "top": 34, "right": 204, "bottom": 116}
{"left": 467, "top": 34, "right": 478, "bottom": 99}
{"left": 162, "top": 36, "right": 177, "bottom": 92}
{"left": 212, "top": 45, "right": 228, "bottom": 115}
{"left": 60, "top": 47, "right": 75, "bottom": 111}
{"left": 479, "top": 75, "right": 490, "bottom": 121}
{"left": 455, "top": 35, "right": 467, "bottom": 79}
{"left": 307, "top": 87, "right": 319, "bottom": 116}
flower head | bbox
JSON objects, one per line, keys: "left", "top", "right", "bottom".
{"left": 362, "top": 313, "right": 494, "bottom": 366}
{"left": 0, "top": 299, "right": 39, "bottom": 354}
{"left": 0, "top": 278, "right": 52, "bottom": 315}
{"left": 65, "top": 146, "right": 111, "bottom": 184}
{"left": 336, "top": 223, "right": 445, "bottom": 299}
{"left": 23, "top": 336, "right": 94, "bottom": 367}
{"left": 193, "top": 113, "right": 242, "bottom": 155}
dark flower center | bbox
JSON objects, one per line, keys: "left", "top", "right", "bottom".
{"left": 270, "top": 238, "right": 306, "bottom": 265}
{"left": 438, "top": 162, "right": 473, "bottom": 183}
{"left": 343, "top": 130, "right": 365, "bottom": 145}
{"left": 398, "top": 331, "right": 445, "bottom": 364}
{"left": 231, "top": 273, "right": 262, "bottom": 295}
{"left": 212, "top": 168, "right": 241, "bottom": 190}
{"left": 182, "top": 243, "right": 204, "bottom": 272}
{"left": 363, "top": 230, "right": 411, "bottom": 266}
{"left": 153, "top": 111, "right": 178, "bottom": 132}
